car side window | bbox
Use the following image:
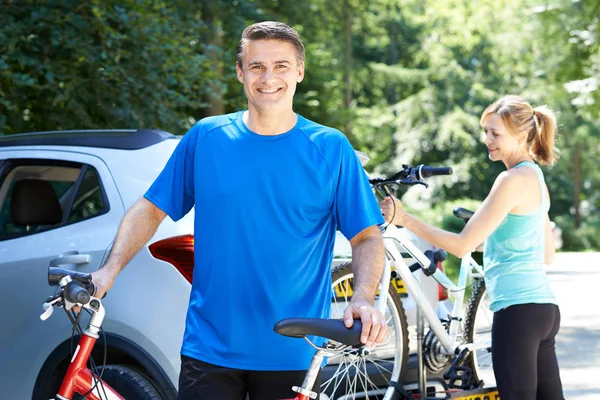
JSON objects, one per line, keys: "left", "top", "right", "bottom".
{"left": 67, "top": 167, "right": 107, "bottom": 223}
{"left": 0, "top": 160, "right": 109, "bottom": 241}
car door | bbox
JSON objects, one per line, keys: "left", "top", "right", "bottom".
{"left": 0, "top": 148, "right": 125, "bottom": 397}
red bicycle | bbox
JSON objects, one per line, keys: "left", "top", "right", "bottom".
{"left": 41, "top": 267, "right": 123, "bottom": 400}
{"left": 42, "top": 267, "right": 370, "bottom": 400}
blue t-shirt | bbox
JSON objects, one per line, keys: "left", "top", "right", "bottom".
{"left": 145, "top": 111, "right": 383, "bottom": 370}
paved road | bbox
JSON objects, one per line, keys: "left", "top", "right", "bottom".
{"left": 547, "top": 252, "right": 600, "bottom": 400}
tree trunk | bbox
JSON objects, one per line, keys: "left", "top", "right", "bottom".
{"left": 573, "top": 142, "right": 582, "bottom": 228}
{"left": 342, "top": 0, "right": 353, "bottom": 136}
{"left": 389, "top": 17, "right": 398, "bottom": 104}
{"left": 201, "top": 2, "right": 224, "bottom": 117}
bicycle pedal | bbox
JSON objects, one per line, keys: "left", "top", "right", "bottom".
{"left": 444, "top": 365, "right": 475, "bottom": 390}
{"left": 443, "top": 349, "right": 478, "bottom": 390}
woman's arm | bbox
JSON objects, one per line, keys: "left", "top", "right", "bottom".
{"left": 382, "top": 171, "right": 526, "bottom": 258}
{"left": 544, "top": 214, "right": 556, "bottom": 265}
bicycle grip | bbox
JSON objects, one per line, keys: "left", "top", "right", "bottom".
{"left": 64, "top": 281, "right": 91, "bottom": 305}
{"left": 419, "top": 166, "right": 453, "bottom": 178}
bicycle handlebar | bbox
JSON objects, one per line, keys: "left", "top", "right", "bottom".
{"left": 64, "top": 281, "right": 92, "bottom": 305}
{"left": 41, "top": 266, "right": 101, "bottom": 321}
{"left": 418, "top": 165, "right": 453, "bottom": 178}
{"left": 49, "top": 266, "right": 96, "bottom": 295}
{"left": 369, "top": 164, "right": 453, "bottom": 189}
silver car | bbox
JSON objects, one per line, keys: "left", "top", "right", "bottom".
{"left": 0, "top": 130, "right": 192, "bottom": 399}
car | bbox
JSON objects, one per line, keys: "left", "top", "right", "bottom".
{"left": 0, "top": 129, "right": 191, "bottom": 399}
{"left": 0, "top": 129, "right": 443, "bottom": 399}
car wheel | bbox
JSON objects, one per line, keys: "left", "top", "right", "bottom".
{"left": 92, "top": 364, "right": 164, "bottom": 400}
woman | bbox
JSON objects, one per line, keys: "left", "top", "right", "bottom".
{"left": 381, "top": 95, "right": 564, "bottom": 400}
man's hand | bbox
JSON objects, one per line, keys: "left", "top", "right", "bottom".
{"left": 90, "top": 266, "right": 118, "bottom": 299}
{"left": 343, "top": 299, "right": 388, "bottom": 347}
{"left": 71, "top": 266, "right": 116, "bottom": 313}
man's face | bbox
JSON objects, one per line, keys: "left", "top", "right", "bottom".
{"left": 236, "top": 39, "right": 304, "bottom": 114}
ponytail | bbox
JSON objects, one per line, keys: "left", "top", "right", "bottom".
{"left": 531, "top": 106, "right": 559, "bottom": 166}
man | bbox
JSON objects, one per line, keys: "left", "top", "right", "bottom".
{"left": 91, "top": 21, "right": 386, "bottom": 399}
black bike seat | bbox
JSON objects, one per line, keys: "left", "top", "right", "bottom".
{"left": 274, "top": 318, "right": 363, "bottom": 346}
{"left": 453, "top": 207, "right": 474, "bottom": 224}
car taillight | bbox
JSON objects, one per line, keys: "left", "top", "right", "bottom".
{"left": 437, "top": 261, "right": 448, "bottom": 301}
{"left": 149, "top": 235, "right": 195, "bottom": 283}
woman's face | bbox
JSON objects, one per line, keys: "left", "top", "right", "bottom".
{"left": 482, "top": 113, "right": 523, "bottom": 163}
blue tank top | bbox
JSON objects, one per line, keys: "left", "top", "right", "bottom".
{"left": 483, "top": 161, "right": 557, "bottom": 312}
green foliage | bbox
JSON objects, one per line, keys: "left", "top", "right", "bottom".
{"left": 1, "top": 1, "right": 215, "bottom": 133}
{"left": 1, "top": 0, "right": 598, "bottom": 249}
{"left": 555, "top": 215, "right": 600, "bottom": 251}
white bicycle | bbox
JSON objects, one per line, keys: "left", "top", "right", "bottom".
{"left": 321, "top": 164, "right": 494, "bottom": 400}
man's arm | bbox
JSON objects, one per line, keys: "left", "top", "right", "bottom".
{"left": 349, "top": 225, "right": 385, "bottom": 304}
{"left": 91, "top": 197, "right": 167, "bottom": 298}
{"left": 343, "top": 225, "right": 387, "bottom": 347}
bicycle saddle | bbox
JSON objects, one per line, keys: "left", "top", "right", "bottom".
{"left": 453, "top": 207, "right": 474, "bottom": 224}
{"left": 274, "top": 318, "right": 363, "bottom": 346}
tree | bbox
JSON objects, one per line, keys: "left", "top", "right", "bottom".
{"left": 1, "top": 1, "right": 216, "bottom": 133}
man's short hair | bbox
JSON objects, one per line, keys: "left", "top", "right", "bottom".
{"left": 236, "top": 21, "right": 305, "bottom": 67}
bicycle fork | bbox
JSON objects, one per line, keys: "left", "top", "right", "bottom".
{"left": 55, "top": 299, "right": 123, "bottom": 400}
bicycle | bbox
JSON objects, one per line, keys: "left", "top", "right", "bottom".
{"left": 308, "top": 164, "right": 493, "bottom": 400}
{"left": 451, "top": 207, "right": 493, "bottom": 392}
{"left": 41, "top": 267, "right": 125, "bottom": 400}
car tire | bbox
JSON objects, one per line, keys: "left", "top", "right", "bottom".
{"left": 96, "top": 364, "right": 164, "bottom": 400}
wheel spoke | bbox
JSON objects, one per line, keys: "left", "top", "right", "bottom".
{"left": 354, "top": 358, "right": 382, "bottom": 397}
{"left": 323, "top": 357, "right": 349, "bottom": 398}
{"left": 366, "top": 355, "right": 394, "bottom": 376}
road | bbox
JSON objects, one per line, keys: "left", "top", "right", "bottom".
{"left": 547, "top": 252, "right": 600, "bottom": 400}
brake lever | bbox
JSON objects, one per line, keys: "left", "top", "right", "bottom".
{"left": 398, "top": 179, "right": 429, "bottom": 188}
{"left": 40, "top": 296, "right": 62, "bottom": 321}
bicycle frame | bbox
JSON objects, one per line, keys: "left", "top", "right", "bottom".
{"left": 54, "top": 300, "right": 123, "bottom": 400}
{"left": 283, "top": 348, "right": 328, "bottom": 400}
{"left": 377, "top": 223, "right": 489, "bottom": 356}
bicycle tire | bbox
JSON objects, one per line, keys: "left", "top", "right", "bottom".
{"left": 462, "top": 278, "right": 495, "bottom": 388}
{"left": 323, "top": 262, "right": 409, "bottom": 400}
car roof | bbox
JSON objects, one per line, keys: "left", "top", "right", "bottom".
{"left": 0, "top": 129, "right": 176, "bottom": 150}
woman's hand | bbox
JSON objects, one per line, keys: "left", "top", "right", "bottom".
{"left": 380, "top": 196, "right": 407, "bottom": 226}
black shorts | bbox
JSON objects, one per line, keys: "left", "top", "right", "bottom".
{"left": 178, "top": 355, "right": 322, "bottom": 400}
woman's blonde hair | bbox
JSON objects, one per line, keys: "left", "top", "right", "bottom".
{"left": 480, "top": 95, "right": 559, "bottom": 166}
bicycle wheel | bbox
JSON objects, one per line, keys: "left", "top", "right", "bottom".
{"left": 323, "top": 262, "right": 409, "bottom": 400}
{"left": 462, "top": 278, "right": 495, "bottom": 388}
